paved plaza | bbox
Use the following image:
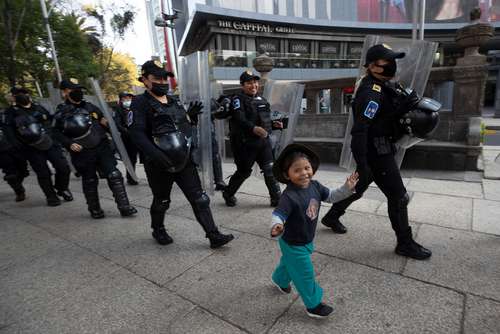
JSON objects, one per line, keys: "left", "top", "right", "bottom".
{"left": 1, "top": 162, "right": 499, "bottom": 333}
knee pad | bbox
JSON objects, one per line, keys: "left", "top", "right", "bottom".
{"left": 389, "top": 192, "right": 410, "bottom": 209}
{"left": 107, "top": 169, "right": 122, "bottom": 180}
{"left": 193, "top": 192, "right": 210, "bottom": 209}
{"left": 151, "top": 198, "right": 170, "bottom": 213}
{"left": 261, "top": 162, "right": 274, "bottom": 178}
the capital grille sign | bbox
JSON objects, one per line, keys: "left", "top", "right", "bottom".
{"left": 217, "top": 20, "right": 295, "bottom": 33}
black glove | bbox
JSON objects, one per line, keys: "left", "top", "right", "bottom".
{"left": 187, "top": 101, "right": 203, "bottom": 125}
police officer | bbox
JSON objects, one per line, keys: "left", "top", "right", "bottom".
{"left": 113, "top": 92, "right": 141, "bottom": 185}
{"left": 222, "top": 70, "right": 282, "bottom": 207}
{"left": 321, "top": 44, "right": 431, "bottom": 260}
{"left": 0, "top": 106, "right": 28, "bottom": 202}
{"left": 53, "top": 79, "right": 137, "bottom": 218}
{"left": 210, "top": 96, "right": 230, "bottom": 191}
{"left": 6, "top": 87, "right": 73, "bottom": 206}
{"left": 128, "top": 60, "right": 234, "bottom": 248}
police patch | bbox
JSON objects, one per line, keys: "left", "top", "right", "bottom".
{"left": 233, "top": 98, "right": 241, "bottom": 109}
{"left": 91, "top": 112, "right": 98, "bottom": 119}
{"left": 363, "top": 101, "right": 379, "bottom": 119}
{"left": 372, "top": 84, "right": 381, "bottom": 92}
{"left": 127, "top": 110, "right": 134, "bottom": 126}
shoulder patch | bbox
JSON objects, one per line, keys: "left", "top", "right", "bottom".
{"left": 372, "top": 84, "right": 381, "bottom": 92}
{"left": 127, "top": 110, "right": 134, "bottom": 126}
{"left": 363, "top": 101, "right": 379, "bottom": 119}
{"left": 232, "top": 98, "right": 241, "bottom": 109}
{"left": 91, "top": 112, "right": 98, "bottom": 119}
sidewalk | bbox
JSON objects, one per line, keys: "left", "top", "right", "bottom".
{"left": 0, "top": 162, "right": 499, "bottom": 334}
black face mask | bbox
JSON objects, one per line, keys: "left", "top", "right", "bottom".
{"left": 151, "top": 82, "right": 169, "bottom": 97}
{"left": 15, "top": 94, "right": 30, "bottom": 107}
{"left": 69, "top": 89, "right": 84, "bottom": 103}
{"left": 378, "top": 60, "right": 397, "bottom": 78}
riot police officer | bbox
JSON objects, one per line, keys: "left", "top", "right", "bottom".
{"left": 128, "top": 60, "right": 234, "bottom": 248}
{"left": 222, "top": 71, "right": 282, "bottom": 207}
{"left": 53, "top": 79, "right": 137, "bottom": 218}
{"left": 321, "top": 44, "right": 432, "bottom": 260}
{"left": 113, "top": 92, "right": 141, "bottom": 185}
{"left": 0, "top": 106, "right": 27, "bottom": 202}
{"left": 6, "top": 87, "right": 73, "bottom": 206}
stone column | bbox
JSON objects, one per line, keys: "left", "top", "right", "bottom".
{"left": 452, "top": 12, "right": 494, "bottom": 137}
{"left": 253, "top": 53, "right": 274, "bottom": 95}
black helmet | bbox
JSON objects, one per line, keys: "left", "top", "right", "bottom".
{"left": 153, "top": 131, "right": 192, "bottom": 173}
{"left": 399, "top": 97, "right": 441, "bottom": 138}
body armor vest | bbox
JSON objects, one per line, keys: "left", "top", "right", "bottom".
{"left": 62, "top": 107, "right": 103, "bottom": 149}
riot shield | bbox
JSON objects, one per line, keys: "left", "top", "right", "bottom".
{"left": 178, "top": 51, "right": 214, "bottom": 193}
{"left": 250, "top": 80, "right": 304, "bottom": 178}
{"left": 263, "top": 80, "right": 305, "bottom": 157}
{"left": 88, "top": 78, "right": 139, "bottom": 182}
{"left": 339, "top": 36, "right": 438, "bottom": 170}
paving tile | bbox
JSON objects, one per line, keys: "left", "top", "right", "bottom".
{"left": 167, "top": 233, "right": 330, "bottom": 333}
{"left": 169, "top": 307, "right": 247, "bottom": 334}
{"left": 404, "top": 225, "right": 500, "bottom": 300}
{"left": 269, "top": 258, "right": 463, "bottom": 334}
{"left": 473, "top": 199, "right": 500, "bottom": 236}
{"left": 377, "top": 192, "right": 472, "bottom": 230}
{"left": 482, "top": 179, "right": 500, "bottom": 201}
{"left": 464, "top": 295, "right": 500, "bottom": 334}
{"left": 406, "top": 178, "right": 483, "bottom": 198}
{"left": 2, "top": 269, "right": 194, "bottom": 334}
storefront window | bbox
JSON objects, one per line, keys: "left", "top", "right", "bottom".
{"left": 318, "top": 89, "right": 331, "bottom": 114}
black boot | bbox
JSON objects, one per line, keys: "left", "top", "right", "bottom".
{"left": 213, "top": 152, "right": 226, "bottom": 191}
{"left": 207, "top": 231, "right": 235, "bottom": 249}
{"left": 5, "top": 175, "right": 26, "bottom": 202}
{"left": 395, "top": 228, "right": 432, "bottom": 260}
{"left": 152, "top": 227, "right": 173, "bottom": 245}
{"left": 107, "top": 170, "right": 137, "bottom": 217}
{"left": 82, "top": 177, "right": 105, "bottom": 219}
{"left": 150, "top": 198, "right": 172, "bottom": 245}
{"left": 126, "top": 172, "right": 139, "bottom": 185}
{"left": 264, "top": 176, "right": 281, "bottom": 207}
{"left": 321, "top": 208, "right": 347, "bottom": 234}
{"left": 38, "top": 177, "right": 61, "bottom": 207}
{"left": 192, "top": 192, "right": 234, "bottom": 248}
{"left": 57, "top": 189, "right": 74, "bottom": 202}
{"left": 223, "top": 170, "right": 249, "bottom": 207}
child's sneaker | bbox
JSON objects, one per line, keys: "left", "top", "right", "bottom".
{"left": 271, "top": 277, "right": 291, "bottom": 294}
{"left": 306, "top": 303, "right": 334, "bottom": 318}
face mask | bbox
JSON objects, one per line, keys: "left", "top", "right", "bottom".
{"left": 378, "top": 60, "right": 397, "bottom": 78}
{"left": 69, "top": 89, "right": 83, "bottom": 103}
{"left": 151, "top": 82, "right": 169, "bottom": 97}
{"left": 15, "top": 94, "right": 30, "bottom": 107}
{"left": 122, "top": 100, "right": 132, "bottom": 109}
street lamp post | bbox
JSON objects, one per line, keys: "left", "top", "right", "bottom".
{"left": 39, "top": 0, "right": 62, "bottom": 83}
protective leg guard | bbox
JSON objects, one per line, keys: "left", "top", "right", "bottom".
{"left": 82, "top": 177, "right": 104, "bottom": 219}
{"left": 5, "top": 174, "right": 25, "bottom": 202}
{"left": 37, "top": 177, "right": 60, "bottom": 206}
{"left": 223, "top": 169, "right": 251, "bottom": 206}
{"left": 150, "top": 198, "right": 172, "bottom": 245}
{"left": 107, "top": 169, "right": 137, "bottom": 216}
{"left": 262, "top": 162, "right": 281, "bottom": 207}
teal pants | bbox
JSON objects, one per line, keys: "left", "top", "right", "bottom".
{"left": 272, "top": 238, "right": 323, "bottom": 309}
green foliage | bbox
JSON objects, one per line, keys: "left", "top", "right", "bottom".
{"left": 0, "top": 0, "right": 97, "bottom": 100}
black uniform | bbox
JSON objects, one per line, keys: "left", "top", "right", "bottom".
{"left": 128, "top": 91, "right": 233, "bottom": 247}
{"left": 113, "top": 104, "right": 141, "bottom": 184}
{"left": 6, "top": 103, "right": 72, "bottom": 205}
{"left": 53, "top": 99, "right": 136, "bottom": 217}
{"left": 323, "top": 74, "right": 413, "bottom": 243}
{"left": 0, "top": 108, "right": 28, "bottom": 201}
{"left": 223, "top": 92, "right": 281, "bottom": 205}
{"left": 210, "top": 118, "right": 226, "bottom": 190}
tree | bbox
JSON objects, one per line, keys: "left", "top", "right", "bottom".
{"left": 98, "top": 49, "right": 140, "bottom": 101}
{"left": 82, "top": 4, "right": 135, "bottom": 83}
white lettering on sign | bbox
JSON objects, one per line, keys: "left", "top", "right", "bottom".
{"left": 217, "top": 20, "right": 294, "bottom": 34}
